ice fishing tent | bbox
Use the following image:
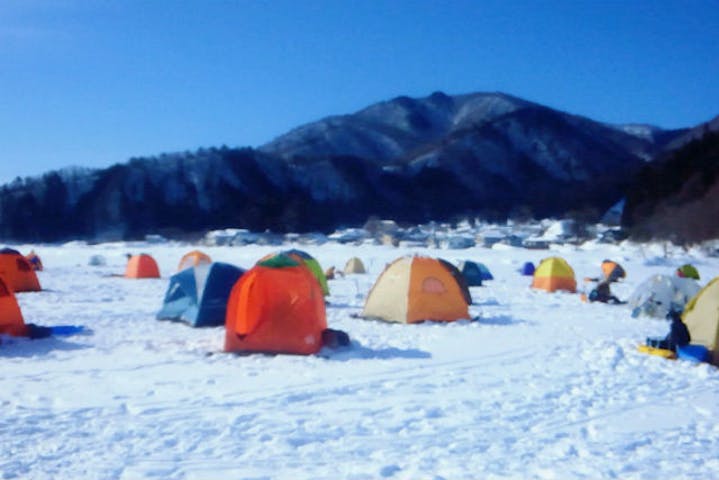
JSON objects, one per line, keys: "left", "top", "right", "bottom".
{"left": 88, "top": 255, "right": 107, "bottom": 266}
{"left": 0, "top": 248, "right": 41, "bottom": 292}
{"left": 0, "top": 276, "right": 28, "bottom": 336}
{"left": 224, "top": 254, "right": 326, "bottom": 355}
{"left": 362, "top": 256, "right": 471, "bottom": 324}
{"left": 628, "top": 274, "right": 701, "bottom": 319}
{"left": 458, "top": 260, "right": 493, "bottom": 286}
{"left": 677, "top": 264, "right": 700, "bottom": 280}
{"left": 601, "top": 260, "right": 626, "bottom": 282}
{"left": 344, "top": 257, "right": 366, "bottom": 274}
{"left": 273, "top": 249, "right": 329, "bottom": 296}
{"left": 682, "top": 277, "right": 719, "bottom": 362}
{"left": 125, "top": 254, "right": 160, "bottom": 279}
{"left": 178, "top": 250, "right": 212, "bottom": 271}
{"left": 25, "top": 251, "right": 43, "bottom": 271}
{"left": 157, "top": 262, "right": 245, "bottom": 327}
{"left": 521, "top": 262, "right": 535, "bottom": 276}
{"left": 531, "top": 257, "right": 576, "bottom": 293}
{"left": 478, "top": 263, "right": 493, "bottom": 280}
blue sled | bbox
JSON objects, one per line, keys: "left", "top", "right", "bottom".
{"left": 676, "top": 344, "right": 710, "bottom": 363}
{"left": 49, "top": 325, "right": 87, "bottom": 336}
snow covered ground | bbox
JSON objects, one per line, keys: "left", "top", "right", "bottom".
{"left": 2, "top": 240, "right": 719, "bottom": 480}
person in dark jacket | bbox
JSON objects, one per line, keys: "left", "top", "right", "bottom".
{"left": 588, "top": 280, "right": 624, "bottom": 304}
{"left": 646, "top": 310, "right": 691, "bottom": 352}
{"left": 665, "top": 310, "right": 690, "bottom": 351}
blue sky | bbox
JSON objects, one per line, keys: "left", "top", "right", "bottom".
{"left": 1, "top": 0, "right": 718, "bottom": 184}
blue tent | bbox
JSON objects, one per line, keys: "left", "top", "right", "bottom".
{"left": 157, "top": 262, "right": 245, "bottom": 327}
{"left": 521, "top": 261, "right": 535, "bottom": 276}
{"left": 458, "top": 260, "right": 493, "bottom": 286}
{"left": 476, "top": 262, "right": 494, "bottom": 281}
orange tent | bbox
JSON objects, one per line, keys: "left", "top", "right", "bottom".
{"left": 0, "top": 276, "right": 28, "bottom": 337}
{"left": 177, "top": 250, "right": 212, "bottom": 271}
{"left": 25, "top": 250, "right": 43, "bottom": 271}
{"left": 361, "top": 256, "right": 471, "bottom": 324}
{"left": 0, "top": 248, "right": 41, "bottom": 292}
{"left": 600, "top": 260, "right": 626, "bottom": 283}
{"left": 225, "top": 254, "right": 326, "bottom": 355}
{"left": 125, "top": 254, "right": 160, "bottom": 279}
{"left": 531, "top": 257, "right": 577, "bottom": 293}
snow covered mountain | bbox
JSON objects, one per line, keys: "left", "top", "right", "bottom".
{"left": 261, "top": 92, "right": 532, "bottom": 162}
{"left": 0, "top": 148, "right": 302, "bottom": 241}
{"left": 260, "top": 91, "right": 688, "bottom": 223}
{"left": 261, "top": 91, "right": 681, "bottom": 165}
{"left": 661, "top": 114, "right": 719, "bottom": 152}
{"left": 0, "top": 92, "right": 690, "bottom": 241}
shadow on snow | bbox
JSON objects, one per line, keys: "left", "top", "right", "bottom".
{"left": 0, "top": 335, "right": 91, "bottom": 358}
{"left": 321, "top": 340, "right": 431, "bottom": 361}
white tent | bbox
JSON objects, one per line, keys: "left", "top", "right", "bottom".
{"left": 628, "top": 274, "right": 701, "bottom": 319}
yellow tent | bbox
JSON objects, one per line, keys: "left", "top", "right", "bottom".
{"left": 683, "top": 276, "right": 719, "bottom": 363}
{"left": 531, "top": 257, "right": 576, "bottom": 293}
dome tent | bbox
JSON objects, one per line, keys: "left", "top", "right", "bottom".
{"left": 282, "top": 249, "right": 329, "bottom": 296}
{"left": 628, "top": 274, "right": 700, "bottom": 319}
{"left": 458, "top": 260, "right": 493, "bottom": 286}
{"left": 361, "top": 256, "right": 471, "bottom": 324}
{"left": 677, "top": 264, "right": 700, "bottom": 280}
{"left": 520, "top": 262, "right": 535, "bottom": 276}
{"left": 600, "top": 260, "right": 626, "bottom": 283}
{"left": 0, "top": 248, "right": 41, "bottom": 292}
{"left": 88, "top": 255, "right": 107, "bottom": 266}
{"left": 125, "top": 254, "right": 160, "bottom": 279}
{"left": 157, "top": 262, "right": 245, "bottom": 327}
{"left": 224, "top": 254, "right": 327, "bottom": 355}
{"left": 256, "top": 249, "right": 330, "bottom": 296}
{"left": 344, "top": 257, "right": 366, "bottom": 274}
{"left": 0, "top": 276, "right": 28, "bottom": 336}
{"left": 682, "top": 276, "right": 719, "bottom": 364}
{"left": 531, "top": 257, "right": 576, "bottom": 293}
{"left": 178, "top": 250, "right": 212, "bottom": 272}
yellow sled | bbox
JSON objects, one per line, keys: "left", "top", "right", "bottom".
{"left": 637, "top": 344, "right": 676, "bottom": 359}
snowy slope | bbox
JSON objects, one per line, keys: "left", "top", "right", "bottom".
{"left": 2, "top": 241, "right": 719, "bottom": 479}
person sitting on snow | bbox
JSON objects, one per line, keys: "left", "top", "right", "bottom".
{"left": 26, "top": 250, "right": 43, "bottom": 271}
{"left": 588, "top": 280, "right": 624, "bottom": 304}
{"left": 665, "top": 310, "right": 691, "bottom": 351}
{"left": 646, "top": 310, "right": 691, "bottom": 352}
{"left": 325, "top": 266, "right": 336, "bottom": 280}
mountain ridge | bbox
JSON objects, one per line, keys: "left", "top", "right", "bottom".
{"left": 0, "top": 90, "right": 696, "bottom": 242}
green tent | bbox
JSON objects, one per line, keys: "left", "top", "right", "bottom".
{"left": 677, "top": 264, "right": 700, "bottom": 280}
{"left": 280, "top": 249, "right": 330, "bottom": 296}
